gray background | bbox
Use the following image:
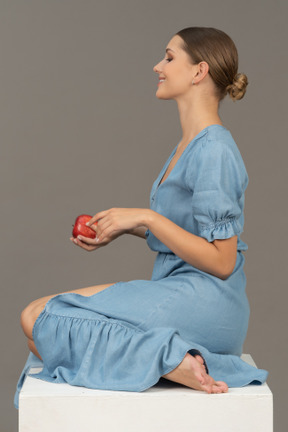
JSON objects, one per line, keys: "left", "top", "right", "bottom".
{"left": 1, "top": 0, "right": 287, "bottom": 431}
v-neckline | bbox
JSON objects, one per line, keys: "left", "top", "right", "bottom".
{"left": 156, "top": 146, "right": 178, "bottom": 188}
{"left": 156, "top": 127, "right": 208, "bottom": 189}
{"left": 156, "top": 124, "right": 225, "bottom": 189}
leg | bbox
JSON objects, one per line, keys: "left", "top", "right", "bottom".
{"left": 27, "top": 338, "right": 42, "bottom": 360}
{"left": 21, "top": 282, "right": 228, "bottom": 394}
{"left": 163, "top": 353, "right": 228, "bottom": 394}
{"left": 21, "top": 283, "right": 115, "bottom": 343}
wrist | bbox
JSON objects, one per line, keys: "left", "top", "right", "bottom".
{"left": 142, "top": 209, "right": 156, "bottom": 230}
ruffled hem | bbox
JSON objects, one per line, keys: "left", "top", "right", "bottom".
{"left": 199, "top": 217, "right": 242, "bottom": 242}
{"left": 32, "top": 306, "right": 194, "bottom": 392}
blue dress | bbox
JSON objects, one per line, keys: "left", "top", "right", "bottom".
{"left": 15, "top": 125, "right": 268, "bottom": 407}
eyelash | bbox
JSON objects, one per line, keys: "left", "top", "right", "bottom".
{"left": 165, "top": 58, "right": 172, "bottom": 62}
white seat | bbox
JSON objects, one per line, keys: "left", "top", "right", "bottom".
{"left": 19, "top": 354, "right": 272, "bottom": 432}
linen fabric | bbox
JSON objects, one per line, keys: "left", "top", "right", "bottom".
{"left": 15, "top": 125, "right": 268, "bottom": 405}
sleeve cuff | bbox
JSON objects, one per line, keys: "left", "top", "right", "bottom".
{"left": 199, "top": 217, "right": 242, "bottom": 242}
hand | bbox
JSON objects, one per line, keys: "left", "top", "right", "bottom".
{"left": 71, "top": 208, "right": 150, "bottom": 252}
{"left": 70, "top": 235, "right": 103, "bottom": 252}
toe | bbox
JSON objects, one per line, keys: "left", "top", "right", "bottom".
{"left": 213, "top": 381, "right": 229, "bottom": 393}
{"left": 217, "top": 381, "right": 228, "bottom": 392}
{"left": 194, "top": 354, "right": 204, "bottom": 365}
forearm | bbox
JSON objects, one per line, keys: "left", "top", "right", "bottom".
{"left": 144, "top": 210, "right": 236, "bottom": 279}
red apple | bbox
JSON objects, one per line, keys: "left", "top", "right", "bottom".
{"left": 72, "top": 214, "right": 97, "bottom": 239}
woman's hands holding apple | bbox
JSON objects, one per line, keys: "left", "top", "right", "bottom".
{"left": 71, "top": 208, "right": 151, "bottom": 252}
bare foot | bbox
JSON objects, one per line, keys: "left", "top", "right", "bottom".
{"left": 162, "top": 353, "right": 228, "bottom": 394}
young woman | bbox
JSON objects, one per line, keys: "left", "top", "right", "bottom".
{"left": 20, "top": 27, "right": 268, "bottom": 395}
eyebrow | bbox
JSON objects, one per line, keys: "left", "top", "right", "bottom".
{"left": 165, "top": 48, "right": 175, "bottom": 54}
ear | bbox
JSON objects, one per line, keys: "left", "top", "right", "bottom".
{"left": 192, "top": 61, "right": 210, "bottom": 84}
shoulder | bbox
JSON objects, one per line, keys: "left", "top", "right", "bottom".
{"left": 199, "top": 125, "right": 243, "bottom": 160}
{"left": 185, "top": 125, "right": 248, "bottom": 188}
{"left": 194, "top": 125, "right": 246, "bottom": 168}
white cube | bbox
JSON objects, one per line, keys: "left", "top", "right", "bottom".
{"left": 19, "top": 354, "right": 272, "bottom": 432}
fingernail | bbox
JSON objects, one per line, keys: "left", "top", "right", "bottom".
{"left": 74, "top": 239, "right": 77, "bottom": 244}
{"left": 95, "top": 237, "right": 99, "bottom": 243}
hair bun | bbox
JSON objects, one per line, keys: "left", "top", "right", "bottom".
{"left": 226, "top": 73, "right": 248, "bottom": 101}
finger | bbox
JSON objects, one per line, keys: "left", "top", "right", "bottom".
{"left": 89, "top": 218, "right": 111, "bottom": 242}
{"left": 70, "top": 237, "right": 79, "bottom": 246}
{"left": 95, "top": 221, "right": 115, "bottom": 243}
{"left": 71, "top": 236, "right": 84, "bottom": 247}
{"left": 97, "top": 218, "right": 113, "bottom": 235}
{"left": 87, "top": 210, "right": 109, "bottom": 226}
{"left": 72, "top": 236, "right": 92, "bottom": 247}
{"left": 89, "top": 222, "right": 98, "bottom": 233}
{"left": 73, "top": 237, "right": 99, "bottom": 251}
{"left": 77, "top": 235, "right": 98, "bottom": 245}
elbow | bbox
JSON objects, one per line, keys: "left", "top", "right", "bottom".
{"left": 206, "top": 263, "right": 234, "bottom": 280}
{"left": 217, "top": 262, "right": 235, "bottom": 280}
{"left": 215, "top": 259, "right": 236, "bottom": 280}
{"left": 218, "top": 271, "right": 232, "bottom": 281}
{"left": 211, "top": 237, "right": 238, "bottom": 280}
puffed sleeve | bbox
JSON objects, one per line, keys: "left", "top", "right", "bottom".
{"left": 186, "top": 139, "right": 248, "bottom": 242}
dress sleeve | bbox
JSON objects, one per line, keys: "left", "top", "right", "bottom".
{"left": 186, "top": 140, "right": 248, "bottom": 242}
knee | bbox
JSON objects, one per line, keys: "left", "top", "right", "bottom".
{"left": 27, "top": 338, "right": 42, "bottom": 360}
{"left": 21, "top": 298, "right": 45, "bottom": 340}
{"left": 20, "top": 301, "right": 35, "bottom": 339}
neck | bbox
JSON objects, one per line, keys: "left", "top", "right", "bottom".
{"left": 176, "top": 92, "right": 222, "bottom": 146}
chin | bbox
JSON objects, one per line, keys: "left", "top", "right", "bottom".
{"left": 155, "top": 90, "right": 172, "bottom": 100}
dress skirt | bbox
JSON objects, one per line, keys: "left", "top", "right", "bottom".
{"left": 31, "top": 252, "right": 267, "bottom": 392}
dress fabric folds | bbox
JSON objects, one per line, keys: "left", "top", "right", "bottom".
{"left": 14, "top": 125, "right": 268, "bottom": 408}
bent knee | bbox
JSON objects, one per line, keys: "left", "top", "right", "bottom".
{"left": 21, "top": 298, "right": 46, "bottom": 340}
{"left": 27, "top": 339, "right": 42, "bottom": 360}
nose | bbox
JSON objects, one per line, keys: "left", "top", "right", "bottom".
{"left": 153, "top": 60, "right": 162, "bottom": 73}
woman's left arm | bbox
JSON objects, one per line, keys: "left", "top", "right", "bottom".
{"left": 145, "top": 210, "right": 237, "bottom": 280}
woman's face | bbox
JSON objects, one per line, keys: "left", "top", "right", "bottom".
{"left": 153, "top": 35, "right": 196, "bottom": 100}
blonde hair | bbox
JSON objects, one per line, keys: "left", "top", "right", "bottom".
{"left": 176, "top": 27, "right": 248, "bottom": 101}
